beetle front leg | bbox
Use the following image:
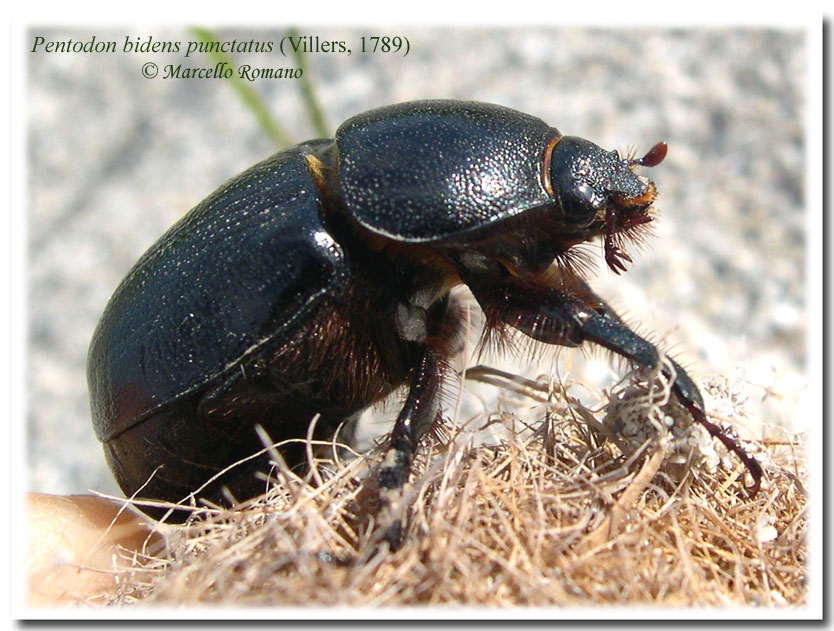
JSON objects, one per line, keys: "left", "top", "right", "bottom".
{"left": 470, "top": 277, "right": 762, "bottom": 495}
{"left": 580, "top": 314, "right": 762, "bottom": 494}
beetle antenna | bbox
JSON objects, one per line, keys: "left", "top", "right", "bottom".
{"left": 631, "top": 141, "right": 668, "bottom": 168}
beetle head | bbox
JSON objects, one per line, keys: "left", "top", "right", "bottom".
{"left": 546, "top": 136, "right": 666, "bottom": 274}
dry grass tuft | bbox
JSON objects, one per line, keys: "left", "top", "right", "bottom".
{"left": 103, "top": 364, "right": 807, "bottom": 608}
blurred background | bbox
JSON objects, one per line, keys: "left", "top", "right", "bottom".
{"left": 27, "top": 27, "right": 808, "bottom": 497}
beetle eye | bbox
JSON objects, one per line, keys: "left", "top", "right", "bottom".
{"left": 559, "top": 181, "right": 599, "bottom": 226}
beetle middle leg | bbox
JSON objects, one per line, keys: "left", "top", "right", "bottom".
{"left": 376, "top": 344, "right": 442, "bottom": 548}
{"left": 467, "top": 274, "right": 762, "bottom": 495}
{"left": 374, "top": 290, "right": 464, "bottom": 549}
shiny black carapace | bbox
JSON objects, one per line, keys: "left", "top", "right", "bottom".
{"left": 88, "top": 100, "right": 761, "bottom": 522}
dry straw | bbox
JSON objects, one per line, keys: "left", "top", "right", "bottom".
{"left": 100, "top": 360, "right": 806, "bottom": 608}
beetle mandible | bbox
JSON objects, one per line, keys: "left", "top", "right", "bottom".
{"left": 87, "top": 100, "right": 762, "bottom": 522}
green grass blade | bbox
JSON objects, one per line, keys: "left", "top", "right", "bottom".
{"left": 286, "top": 27, "right": 330, "bottom": 137}
{"left": 189, "top": 26, "right": 292, "bottom": 148}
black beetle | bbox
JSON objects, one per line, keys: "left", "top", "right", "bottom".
{"left": 88, "top": 100, "right": 761, "bottom": 523}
